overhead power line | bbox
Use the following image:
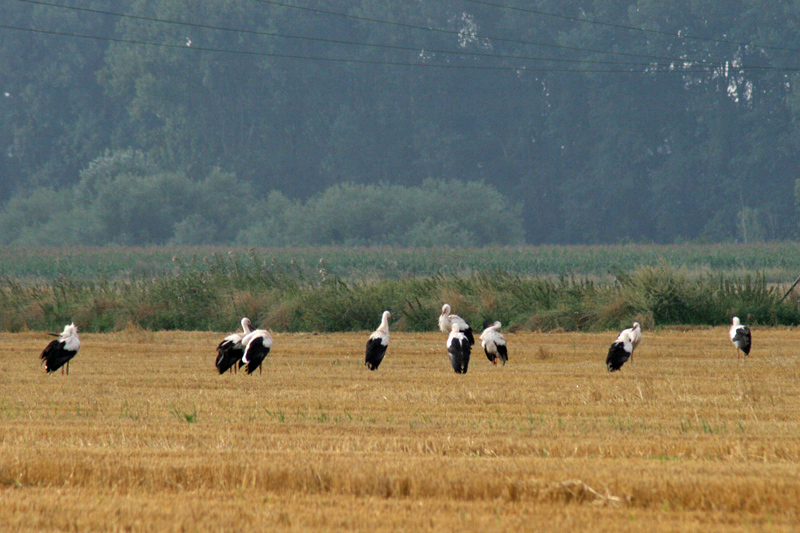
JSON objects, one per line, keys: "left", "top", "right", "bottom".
{"left": 1, "top": 23, "right": 718, "bottom": 73}
{"left": 6, "top": 1, "right": 792, "bottom": 74}
{"left": 10, "top": 0, "right": 704, "bottom": 70}
{"left": 250, "top": 0, "right": 720, "bottom": 65}
{"left": 460, "top": 0, "right": 800, "bottom": 56}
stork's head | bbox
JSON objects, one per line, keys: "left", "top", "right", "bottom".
{"left": 732, "top": 316, "right": 740, "bottom": 326}
{"left": 62, "top": 323, "right": 78, "bottom": 338}
{"left": 441, "top": 304, "right": 451, "bottom": 316}
{"left": 486, "top": 320, "right": 502, "bottom": 331}
{"left": 632, "top": 322, "right": 640, "bottom": 330}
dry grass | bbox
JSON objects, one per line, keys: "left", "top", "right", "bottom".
{"left": 1, "top": 326, "right": 799, "bottom": 531}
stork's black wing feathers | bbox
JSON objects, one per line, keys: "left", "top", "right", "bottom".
{"left": 496, "top": 344, "right": 508, "bottom": 365}
{"left": 483, "top": 345, "right": 496, "bottom": 364}
{"left": 463, "top": 327, "right": 475, "bottom": 346}
{"left": 243, "top": 340, "right": 270, "bottom": 375}
{"left": 448, "top": 338, "right": 471, "bottom": 374}
{"left": 215, "top": 340, "right": 244, "bottom": 374}
{"left": 733, "top": 326, "right": 752, "bottom": 355}
{"left": 40, "top": 340, "right": 76, "bottom": 373}
{"left": 606, "top": 341, "right": 630, "bottom": 372}
{"left": 40, "top": 339, "right": 62, "bottom": 361}
{"left": 365, "top": 337, "right": 388, "bottom": 371}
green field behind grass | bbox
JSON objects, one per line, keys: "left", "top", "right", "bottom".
{"left": 1, "top": 244, "right": 799, "bottom": 333}
{"left": 2, "top": 243, "right": 800, "bottom": 281}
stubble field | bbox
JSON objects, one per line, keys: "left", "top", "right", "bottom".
{"left": 1, "top": 327, "right": 799, "bottom": 532}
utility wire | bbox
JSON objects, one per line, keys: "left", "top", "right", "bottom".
{"left": 7, "top": 1, "right": 789, "bottom": 73}
{"left": 16, "top": 0, "right": 788, "bottom": 72}
{"left": 251, "top": 0, "right": 722, "bottom": 65}
{"left": 461, "top": 0, "right": 800, "bottom": 56}
{"left": 1, "top": 23, "right": 720, "bottom": 73}
{"left": 10, "top": 0, "right": 704, "bottom": 69}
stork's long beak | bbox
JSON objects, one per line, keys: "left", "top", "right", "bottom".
{"left": 47, "top": 333, "right": 59, "bottom": 337}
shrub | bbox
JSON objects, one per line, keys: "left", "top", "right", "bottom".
{"left": 1, "top": 252, "right": 797, "bottom": 333}
{"left": 243, "top": 180, "right": 525, "bottom": 247}
{"left": 74, "top": 148, "right": 159, "bottom": 202}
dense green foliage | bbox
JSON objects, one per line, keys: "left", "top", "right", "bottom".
{"left": 1, "top": 248, "right": 797, "bottom": 333}
{"left": 2, "top": 1, "right": 800, "bottom": 244}
{"left": 0, "top": 149, "right": 523, "bottom": 246}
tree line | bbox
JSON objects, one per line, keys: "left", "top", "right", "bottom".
{"left": 1, "top": 0, "right": 800, "bottom": 245}
{"left": 0, "top": 149, "right": 523, "bottom": 246}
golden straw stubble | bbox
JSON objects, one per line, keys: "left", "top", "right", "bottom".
{"left": 0, "top": 327, "right": 798, "bottom": 531}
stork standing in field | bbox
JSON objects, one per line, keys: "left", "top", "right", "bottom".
{"left": 439, "top": 304, "right": 474, "bottom": 345}
{"left": 365, "top": 310, "right": 390, "bottom": 371}
{"left": 606, "top": 326, "right": 637, "bottom": 372}
{"left": 730, "top": 316, "right": 751, "bottom": 360}
{"left": 618, "top": 322, "right": 641, "bottom": 363}
{"left": 40, "top": 322, "right": 80, "bottom": 374}
{"left": 480, "top": 321, "right": 508, "bottom": 366}
{"left": 447, "top": 323, "right": 471, "bottom": 374}
{"left": 240, "top": 326, "right": 272, "bottom": 375}
{"left": 215, "top": 317, "right": 253, "bottom": 374}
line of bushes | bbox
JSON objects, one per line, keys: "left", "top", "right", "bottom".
{"left": 0, "top": 252, "right": 797, "bottom": 333}
{"left": 0, "top": 149, "right": 524, "bottom": 248}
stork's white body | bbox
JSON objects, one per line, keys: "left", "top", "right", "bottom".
{"left": 216, "top": 317, "right": 253, "bottom": 374}
{"left": 241, "top": 328, "right": 273, "bottom": 375}
{"left": 730, "top": 316, "right": 752, "bottom": 359}
{"left": 617, "top": 322, "right": 641, "bottom": 362}
{"left": 606, "top": 338, "right": 633, "bottom": 371}
{"left": 480, "top": 321, "right": 508, "bottom": 366}
{"left": 439, "top": 304, "right": 474, "bottom": 345}
{"left": 365, "top": 311, "right": 390, "bottom": 370}
{"left": 40, "top": 322, "right": 80, "bottom": 374}
{"left": 447, "top": 323, "right": 471, "bottom": 374}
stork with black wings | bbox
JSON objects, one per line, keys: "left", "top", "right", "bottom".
{"left": 241, "top": 327, "right": 272, "bottom": 375}
{"left": 215, "top": 317, "right": 254, "bottom": 374}
{"left": 447, "top": 323, "right": 471, "bottom": 374}
{"left": 730, "top": 316, "right": 752, "bottom": 360}
{"left": 40, "top": 322, "right": 80, "bottom": 375}
{"left": 480, "top": 321, "right": 508, "bottom": 366}
{"left": 365, "top": 311, "right": 390, "bottom": 371}
{"left": 439, "top": 303, "right": 474, "bottom": 345}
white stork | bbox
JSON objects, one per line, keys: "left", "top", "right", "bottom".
{"left": 617, "top": 322, "right": 641, "bottom": 363}
{"left": 447, "top": 322, "right": 471, "bottom": 374}
{"left": 215, "top": 317, "right": 253, "bottom": 374}
{"left": 730, "top": 316, "right": 751, "bottom": 360}
{"left": 606, "top": 326, "right": 637, "bottom": 372}
{"left": 439, "top": 303, "right": 474, "bottom": 345}
{"left": 40, "top": 322, "right": 80, "bottom": 374}
{"left": 365, "top": 310, "right": 390, "bottom": 371}
{"left": 240, "top": 326, "right": 272, "bottom": 375}
{"left": 480, "top": 321, "right": 508, "bottom": 366}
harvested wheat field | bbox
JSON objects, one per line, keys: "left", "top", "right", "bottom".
{"left": 1, "top": 326, "right": 799, "bottom": 532}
